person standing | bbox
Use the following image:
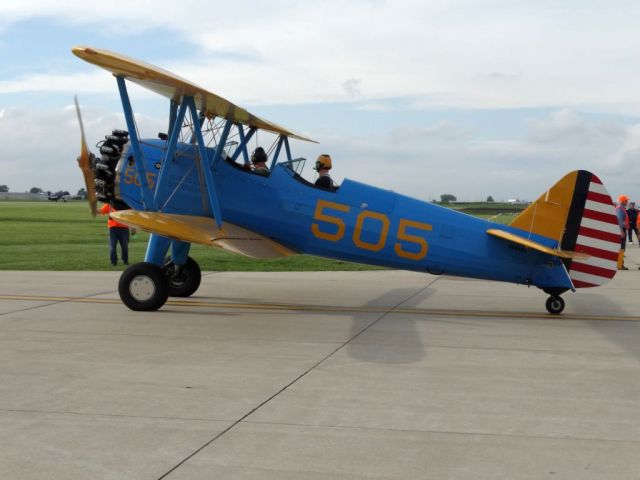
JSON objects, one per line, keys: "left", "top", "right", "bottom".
{"left": 100, "top": 201, "right": 130, "bottom": 266}
{"left": 616, "top": 195, "right": 630, "bottom": 270}
{"left": 626, "top": 201, "right": 638, "bottom": 244}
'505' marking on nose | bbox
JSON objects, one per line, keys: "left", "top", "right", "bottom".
{"left": 311, "top": 200, "right": 432, "bottom": 261}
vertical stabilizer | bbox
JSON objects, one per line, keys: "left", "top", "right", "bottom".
{"left": 510, "top": 171, "right": 619, "bottom": 288}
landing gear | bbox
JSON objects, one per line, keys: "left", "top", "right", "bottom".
{"left": 118, "top": 262, "right": 169, "bottom": 311}
{"left": 162, "top": 256, "right": 201, "bottom": 297}
{"left": 545, "top": 295, "right": 565, "bottom": 315}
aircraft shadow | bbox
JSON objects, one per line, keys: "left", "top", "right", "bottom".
{"left": 346, "top": 287, "right": 432, "bottom": 365}
{"left": 572, "top": 293, "right": 640, "bottom": 361}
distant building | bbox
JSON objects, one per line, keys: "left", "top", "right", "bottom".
{"left": 0, "top": 192, "right": 46, "bottom": 201}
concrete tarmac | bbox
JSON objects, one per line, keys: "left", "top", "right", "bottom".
{"left": 1, "top": 250, "right": 640, "bottom": 479}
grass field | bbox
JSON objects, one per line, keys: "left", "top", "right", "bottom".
{"left": 0, "top": 201, "right": 517, "bottom": 271}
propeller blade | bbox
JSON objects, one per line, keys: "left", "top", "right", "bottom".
{"left": 74, "top": 96, "right": 98, "bottom": 217}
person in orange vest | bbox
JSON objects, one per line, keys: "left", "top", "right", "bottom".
{"left": 616, "top": 195, "right": 630, "bottom": 270}
{"left": 100, "top": 201, "right": 132, "bottom": 266}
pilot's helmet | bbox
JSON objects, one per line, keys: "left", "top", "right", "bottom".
{"left": 315, "top": 154, "right": 332, "bottom": 171}
{"left": 251, "top": 147, "right": 268, "bottom": 165}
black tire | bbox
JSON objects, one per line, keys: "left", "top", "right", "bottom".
{"left": 162, "top": 257, "right": 201, "bottom": 297}
{"left": 545, "top": 295, "right": 565, "bottom": 315}
{"left": 118, "top": 262, "right": 169, "bottom": 311}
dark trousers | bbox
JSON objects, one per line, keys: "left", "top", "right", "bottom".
{"left": 628, "top": 224, "right": 638, "bottom": 242}
{"left": 109, "top": 227, "right": 129, "bottom": 265}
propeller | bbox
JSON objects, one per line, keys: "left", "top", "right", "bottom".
{"left": 74, "top": 96, "right": 98, "bottom": 217}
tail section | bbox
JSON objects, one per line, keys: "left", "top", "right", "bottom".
{"left": 510, "top": 170, "right": 619, "bottom": 288}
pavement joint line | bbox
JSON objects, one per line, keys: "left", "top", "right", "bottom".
{"left": 14, "top": 328, "right": 628, "bottom": 357}
{"left": 0, "top": 290, "right": 117, "bottom": 317}
{"left": 0, "top": 270, "right": 222, "bottom": 317}
{"left": 242, "top": 419, "right": 640, "bottom": 445}
{"left": 2, "top": 293, "right": 640, "bottom": 322}
{"left": 155, "top": 279, "right": 436, "bottom": 480}
{"left": 19, "top": 328, "right": 351, "bottom": 345}
{"left": 0, "top": 407, "right": 228, "bottom": 423}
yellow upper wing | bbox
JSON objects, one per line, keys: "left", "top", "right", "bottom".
{"left": 72, "top": 46, "right": 316, "bottom": 143}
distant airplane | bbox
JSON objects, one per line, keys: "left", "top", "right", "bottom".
{"left": 47, "top": 191, "right": 70, "bottom": 202}
{"left": 73, "top": 46, "right": 621, "bottom": 315}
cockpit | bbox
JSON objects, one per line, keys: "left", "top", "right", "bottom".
{"left": 227, "top": 153, "right": 339, "bottom": 192}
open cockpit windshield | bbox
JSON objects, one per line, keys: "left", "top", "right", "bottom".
{"left": 280, "top": 157, "right": 306, "bottom": 176}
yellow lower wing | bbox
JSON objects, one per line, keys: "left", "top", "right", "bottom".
{"left": 110, "top": 211, "right": 297, "bottom": 259}
{"left": 487, "top": 229, "right": 590, "bottom": 260}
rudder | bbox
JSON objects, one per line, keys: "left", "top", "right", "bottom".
{"left": 510, "top": 170, "right": 619, "bottom": 288}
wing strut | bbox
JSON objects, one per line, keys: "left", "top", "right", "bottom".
{"left": 153, "top": 102, "right": 187, "bottom": 210}
{"left": 233, "top": 124, "right": 256, "bottom": 165}
{"left": 153, "top": 100, "right": 189, "bottom": 210}
{"left": 116, "top": 76, "right": 154, "bottom": 210}
{"left": 269, "top": 136, "right": 286, "bottom": 170}
{"left": 186, "top": 96, "right": 228, "bottom": 228}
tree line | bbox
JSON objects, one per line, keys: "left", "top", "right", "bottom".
{"left": 0, "top": 185, "right": 86, "bottom": 198}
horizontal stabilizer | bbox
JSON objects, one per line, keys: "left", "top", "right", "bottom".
{"left": 110, "top": 211, "right": 297, "bottom": 259}
{"left": 487, "top": 229, "right": 590, "bottom": 260}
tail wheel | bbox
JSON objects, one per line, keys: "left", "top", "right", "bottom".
{"left": 545, "top": 295, "right": 565, "bottom": 315}
{"left": 118, "top": 262, "right": 169, "bottom": 311}
{"left": 162, "top": 257, "right": 201, "bottom": 297}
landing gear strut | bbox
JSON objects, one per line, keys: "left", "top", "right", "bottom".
{"left": 545, "top": 295, "right": 565, "bottom": 315}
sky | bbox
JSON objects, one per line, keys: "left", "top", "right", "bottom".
{"left": 2, "top": 0, "right": 640, "bottom": 201}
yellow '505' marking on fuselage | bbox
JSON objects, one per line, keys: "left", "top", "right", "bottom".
{"left": 311, "top": 199, "right": 432, "bottom": 261}
{"left": 123, "top": 166, "right": 157, "bottom": 190}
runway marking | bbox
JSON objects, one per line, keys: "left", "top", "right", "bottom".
{"left": 1, "top": 294, "right": 639, "bottom": 322}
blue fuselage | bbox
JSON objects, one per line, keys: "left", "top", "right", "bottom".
{"left": 117, "top": 140, "right": 572, "bottom": 290}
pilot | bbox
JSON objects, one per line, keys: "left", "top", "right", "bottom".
{"left": 251, "top": 147, "right": 269, "bottom": 176}
{"left": 314, "top": 154, "right": 337, "bottom": 189}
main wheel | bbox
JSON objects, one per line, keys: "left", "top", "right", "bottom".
{"left": 118, "top": 262, "right": 169, "bottom": 311}
{"left": 162, "top": 256, "right": 201, "bottom": 297}
{"left": 545, "top": 295, "right": 565, "bottom": 315}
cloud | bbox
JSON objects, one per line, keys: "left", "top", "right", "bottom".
{"left": 390, "top": 121, "right": 471, "bottom": 144}
{"left": 0, "top": 71, "right": 112, "bottom": 94}
{"left": 484, "top": 71, "right": 522, "bottom": 81}
{"left": 3, "top": 3, "right": 640, "bottom": 203}
{"left": 0, "top": 105, "right": 164, "bottom": 193}
{"left": 2, "top": 104, "right": 640, "bottom": 202}
{"left": 342, "top": 79, "right": 362, "bottom": 98}
{"left": 355, "top": 102, "right": 395, "bottom": 112}
{"left": 293, "top": 109, "right": 640, "bottom": 201}
{"left": 3, "top": 1, "right": 640, "bottom": 110}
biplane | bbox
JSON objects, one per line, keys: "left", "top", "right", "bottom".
{"left": 73, "top": 46, "right": 622, "bottom": 314}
